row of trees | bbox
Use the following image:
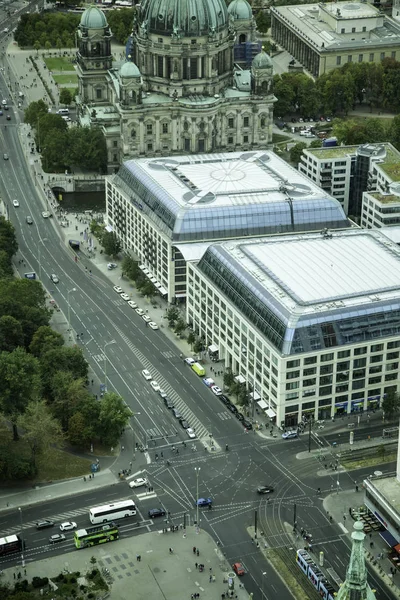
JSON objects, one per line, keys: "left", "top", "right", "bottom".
{"left": 274, "top": 59, "right": 400, "bottom": 119}
{"left": 25, "top": 100, "right": 107, "bottom": 172}
{"left": 15, "top": 7, "right": 136, "bottom": 49}
{"left": 0, "top": 219, "right": 132, "bottom": 480}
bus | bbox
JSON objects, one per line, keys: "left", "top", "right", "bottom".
{"left": 0, "top": 534, "right": 23, "bottom": 557}
{"left": 74, "top": 523, "right": 119, "bottom": 549}
{"left": 89, "top": 500, "right": 136, "bottom": 524}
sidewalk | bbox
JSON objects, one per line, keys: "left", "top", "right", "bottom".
{"left": 0, "top": 528, "right": 249, "bottom": 600}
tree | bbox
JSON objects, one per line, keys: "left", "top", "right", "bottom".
{"left": 382, "top": 389, "right": 400, "bottom": 421}
{"left": 0, "top": 249, "right": 13, "bottom": 279}
{"left": 237, "top": 382, "right": 248, "bottom": 406}
{"left": 0, "top": 215, "right": 18, "bottom": 259}
{"left": 289, "top": 142, "right": 307, "bottom": 164}
{"left": 67, "top": 126, "right": 107, "bottom": 172}
{"left": 174, "top": 318, "right": 186, "bottom": 336}
{"left": 106, "top": 8, "right": 136, "bottom": 44}
{"left": 255, "top": 10, "right": 271, "bottom": 34}
{"left": 187, "top": 331, "right": 196, "bottom": 349}
{"left": 309, "top": 139, "right": 322, "bottom": 148}
{"left": 59, "top": 88, "right": 72, "bottom": 107}
{"left": 166, "top": 306, "right": 179, "bottom": 328}
{"left": 273, "top": 74, "right": 295, "bottom": 117}
{"left": 45, "top": 40, "right": 51, "bottom": 54}
{"left": 97, "top": 393, "right": 132, "bottom": 446}
{"left": 140, "top": 280, "right": 157, "bottom": 299}
{"left": 333, "top": 118, "right": 388, "bottom": 146}
{"left": 317, "top": 70, "right": 356, "bottom": 115}
{"left": 193, "top": 338, "right": 204, "bottom": 354}
{"left": 33, "top": 40, "right": 40, "bottom": 55}
{"left": 389, "top": 114, "right": 400, "bottom": 151}
{"left": 0, "top": 315, "right": 24, "bottom": 352}
{"left": 40, "top": 346, "right": 88, "bottom": 399}
{"left": 0, "top": 348, "right": 41, "bottom": 440}
{"left": 102, "top": 231, "right": 122, "bottom": 257}
{"left": 29, "top": 325, "right": 64, "bottom": 358}
{"left": 50, "top": 373, "right": 88, "bottom": 431}
{"left": 18, "top": 400, "right": 63, "bottom": 472}
{"left": 121, "top": 256, "right": 141, "bottom": 281}
{"left": 223, "top": 368, "right": 235, "bottom": 391}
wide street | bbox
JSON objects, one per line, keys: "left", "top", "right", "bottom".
{"left": 0, "top": 32, "right": 398, "bottom": 600}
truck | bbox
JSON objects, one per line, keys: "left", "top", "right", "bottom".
{"left": 323, "top": 137, "right": 338, "bottom": 148}
{"left": 191, "top": 362, "right": 206, "bottom": 377}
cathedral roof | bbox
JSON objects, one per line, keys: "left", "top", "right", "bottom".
{"left": 228, "top": 0, "right": 252, "bottom": 21}
{"left": 80, "top": 6, "right": 108, "bottom": 29}
{"left": 252, "top": 50, "right": 273, "bottom": 69}
{"left": 120, "top": 61, "right": 141, "bottom": 78}
{"left": 140, "top": 0, "right": 229, "bottom": 37}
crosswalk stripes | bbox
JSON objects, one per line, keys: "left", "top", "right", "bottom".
{"left": 135, "top": 491, "right": 158, "bottom": 501}
{"left": 92, "top": 354, "right": 105, "bottom": 363}
{"left": 161, "top": 350, "right": 175, "bottom": 359}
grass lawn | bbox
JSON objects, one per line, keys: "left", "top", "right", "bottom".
{"left": 341, "top": 454, "right": 396, "bottom": 470}
{"left": 44, "top": 56, "right": 75, "bottom": 71}
{"left": 272, "top": 133, "right": 292, "bottom": 143}
{"left": 53, "top": 74, "right": 78, "bottom": 85}
{"left": 36, "top": 447, "right": 92, "bottom": 481}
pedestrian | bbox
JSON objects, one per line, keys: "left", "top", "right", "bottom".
{"left": 355, "top": 485, "right": 359, "bottom": 492}
{"left": 195, "top": 562, "right": 198, "bottom": 569}
{"left": 209, "top": 575, "right": 212, "bottom": 582}
{"left": 24, "top": 569, "right": 26, "bottom": 576}
{"left": 83, "top": 476, "right": 86, "bottom": 482}
{"left": 343, "top": 514, "right": 346, "bottom": 522}
{"left": 193, "top": 546, "right": 197, "bottom": 553}
{"left": 370, "top": 541, "right": 374, "bottom": 548}
{"left": 161, "top": 451, "right": 163, "bottom": 458}
{"left": 212, "top": 574, "right": 216, "bottom": 582}
{"left": 196, "top": 549, "right": 199, "bottom": 556}
{"left": 13, "top": 573, "right": 15, "bottom": 580}
{"left": 169, "top": 547, "right": 173, "bottom": 553}
{"left": 121, "top": 446, "right": 124, "bottom": 451}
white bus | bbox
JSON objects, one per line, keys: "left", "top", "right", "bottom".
{"left": 89, "top": 500, "right": 136, "bottom": 524}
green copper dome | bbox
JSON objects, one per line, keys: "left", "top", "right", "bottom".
{"left": 120, "top": 61, "right": 141, "bottom": 78}
{"left": 140, "top": 0, "right": 229, "bottom": 37}
{"left": 252, "top": 50, "right": 273, "bottom": 70}
{"left": 228, "top": 0, "right": 252, "bottom": 21}
{"left": 80, "top": 6, "right": 108, "bottom": 29}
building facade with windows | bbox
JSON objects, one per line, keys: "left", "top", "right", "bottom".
{"left": 299, "top": 143, "right": 400, "bottom": 220}
{"left": 106, "top": 150, "right": 350, "bottom": 302}
{"left": 271, "top": 2, "right": 400, "bottom": 77}
{"left": 75, "top": 2, "right": 276, "bottom": 170}
{"left": 186, "top": 229, "right": 400, "bottom": 426}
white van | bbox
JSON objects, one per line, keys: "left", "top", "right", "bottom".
{"left": 58, "top": 108, "right": 69, "bottom": 115}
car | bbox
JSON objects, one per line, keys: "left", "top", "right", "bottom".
{"left": 282, "top": 430, "right": 298, "bottom": 439}
{"left": 184, "top": 357, "right": 195, "bottom": 365}
{"left": 172, "top": 408, "right": 182, "bottom": 419}
{"left": 113, "top": 285, "right": 123, "bottom": 293}
{"left": 12, "top": 199, "right": 19, "bottom": 207}
{"left": 203, "top": 377, "right": 215, "bottom": 388}
{"left": 159, "top": 389, "right": 167, "bottom": 399}
{"left": 236, "top": 412, "right": 245, "bottom": 422}
{"left": 4, "top": 105, "right": 8, "bottom": 110}
{"left": 148, "top": 321, "right": 159, "bottom": 330}
{"left": 3, "top": 153, "right": 8, "bottom": 160}
{"left": 180, "top": 419, "right": 190, "bottom": 429}
{"left": 243, "top": 419, "right": 253, "bottom": 430}
{"left": 2, "top": 99, "right": 6, "bottom": 105}
{"left": 136, "top": 308, "right": 145, "bottom": 316}
{"left": 257, "top": 486, "right": 274, "bottom": 494}
{"left": 6, "top": 114, "right": 10, "bottom": 120}
{"left": 26, "top": 216, "right": 33, "bottom": 224}
{"left": 128, "top": 300, "right": 138, "bottom": 309}
{"left": 186, "top": 427, "right": 196, "bottom": 439}
{"left": 196, "top": 497, "right": 212, "bottom": 507}
{"left": 232, "top": 562, "right": 245, "bottom": 576}
{"left": 49, "top": 533, "right": 66, "bottom": 544}
{"left": 148, "top": 508, "right": 166, "bottom": 518}
{"left": 142, "top": 369, "right": 152, "bottom": 381}
{"left": 164, "top": 396, "right": 174, "bottom": 409}
{"left": 120, "top": 293, "right": 130, "bottom": 301}
{"left": 107, "top": 263, "right": 117, "bottom": 270}
{"left": 150, "top": 380, "right": 161, "bottom": 392}
{"left": 219, "top": 394, "right": 230, "bottom": 405}
{"left": 129, "top": 477, "right": 148, "bottom": 489}
{"left": 42, "top": 211, "right": 50, "bottom": 218}
{"left": 142, "top": 314, "right": 152, "bottom": 323}
{"left": 60, "top": 521, "right": 77, "bottom": 531}
{"left": 211, "top": 385, "right": 222, "bottom": 396}
{"left": 0, "top": 110, "right": 3, "bottom": 115}
{"left": 36, "top": 520, "right": 55, "bottom": 530}
{"left": 50, "top": 274, "right": 59, "bottom": 284}
{"left": 227, "top": 403, "right": 238, "bottom": 414}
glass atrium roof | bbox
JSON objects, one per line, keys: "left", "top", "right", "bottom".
{"left": 114, "top": 152, "right": 350, "bottom": 242}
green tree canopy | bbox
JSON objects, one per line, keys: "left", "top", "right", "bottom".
{"left": 59, "top": 88, "right": 72, "bottom": 106}
{"left": 102, "top": 231, "right": 122, "bottom": 257}
{"left": 0, "top": 215, "right": 18, "bottom": 259}
{"left": 15, "top": 12, "right": 80, "bottom": 48}
{"left": 29, "top": 325, "right": 64, "bottom": 358}
{"left": 0, "top": 315, "right": 24, "bottom": 352}
{"left": 122, "top": 256, "right": 141, "bottom": 281}
{"left": 382, "top": 389, "right": 400, "bottom": 421}
{"left": 332, "top": 118, "right": 389, "bottom": 146}
{"left": 106, "top": 8, "right": 136, "bottom": 44}
{"left": 97, "top": 393, "right": 132, "bottom": 446}
{"left": 289, "top": 142, "right": 307, "bottom": 164}
{"left": 18, "top": 400, "right": 64, "bottom": 471}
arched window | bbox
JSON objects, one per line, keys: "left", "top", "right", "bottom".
{"left": 260, "top": 116, "right": 266, "bottom": 128}
{"left": 261, "top": 81, "right": 269, "bottom": 93}
{"left": 131, "top": 128, "right": 136, "bottom": 139}
{"left": 238, "top": 34, "right": 246, "bottom": 44}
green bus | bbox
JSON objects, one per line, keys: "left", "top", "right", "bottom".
{"left": 74, "top": 523, "right": 119, "bottom": 549}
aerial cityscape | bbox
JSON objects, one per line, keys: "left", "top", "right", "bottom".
{"left": 0, "top": 0, "right": 400, "bottom": 599}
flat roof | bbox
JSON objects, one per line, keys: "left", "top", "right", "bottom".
{"left": 271, "top": 2, "right": 400, "bottom": 51}
{"left": 115, "top": 151, "right": 350, "bottom": 242}
{"left": 370, "top": 477, "right": 400, "bottom": 516}
{"left": 218, "top": 229, "right": 400, "bottom": 316}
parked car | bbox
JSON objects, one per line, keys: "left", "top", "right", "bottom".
{"left": 150, "top": 380, "right": 161, "bottom": 392}
{"left": 128, "top": 301, "right": 137, "bottom": 309}
{"left": 186, "top": 427, "right": 196, "bottom": 439}
{"left": 164, "top": 397, "right": 174, "bottom": 409}
{"left": 148, "top": 321, "right": 159, "bottom": 330}
{"left": 129, "top": 477, "right": 148, "bottom": 489}
{"left": 142, "top": 314, "right": 152, "bottom": 323}
{"left": 232, "top": 562, "right": 245, "bottom": 576}
{"left": 282, "top": 430, "right": 298, "bottom": 439}
{"left": 120, "top": 293, "right": 130, "bottom": 301}
{"left": 203, "top": 377, "right": 215, "bottom": 388}
{"left": 42, "top": 211, "right": 50, "bottom": 218}
{"left": 136, "top": 308, "right": 145, "bottom": 316}
{"left": 113, "top": 285, "right": 123, "bottom": 293}
{"left": 60, "top": 521, "right": 77, "bottom": 531}
{"left": 107, "top": 263, "right": 117, "bottom": 270}
{"left": 172, "top": 408, "right": 182, "bottom": 419}
{"left": 148, "top": 508, "right": 166, "bottom": 518}
{"left": 211, "top": 385, "right": 222, "bottom": 396}
{"left": 243, "top": 419, "right": 253, "bottom": 430}
{"left": 159, "top": 389, "right": 167, "bottom": 399}
{"left": 36, "top": 520, "right": 55, "bottom": 530}
{"left": 184, "top": 357, "right": 195, "bottom": 365}
{"left": 180, "top": 419, "right": 190, "bottom": 429}
{"left": 49, "top": 534, "right": 66, "bottom": 544}
{"left": 3, "top": 153, "right": 8, "bottom": 160}
{"left": 196, "top": 497, "right": 212, "bottom": 507}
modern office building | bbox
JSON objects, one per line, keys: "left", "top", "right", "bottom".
{"left": 299, "top": 143, "right": 400, "bottom": 219}
{"left": 271, "top": 1, "right": 400, "bottom": 77}
{"left": 186, "top": 229, "right": 400, "bottom": 426}
{"left": 75, "top": 2, "right": 276, "bottom": 170}
{"left": 106, "top": 150, "right": 351, "bottom": 303}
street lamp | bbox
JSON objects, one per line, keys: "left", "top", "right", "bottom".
{"left": 18, "top": 507, "right": 25, "bottom": 567}
{"left": 67, "top": 287, "right": 76, "bottom": 336}
{"left": 261, "top": 571, "right": 267, "bottom": 599}
{"left": 38, "top": 237, "right": 48, "bottom": 281}
{"left": 195, "top": 467, "right": 200, "bottom": 529}
{"left": 104, "top": 339, "right": 116, "bottom": 389}
{"left": 131, "top": 411, "right": 141, "bottom": 459}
